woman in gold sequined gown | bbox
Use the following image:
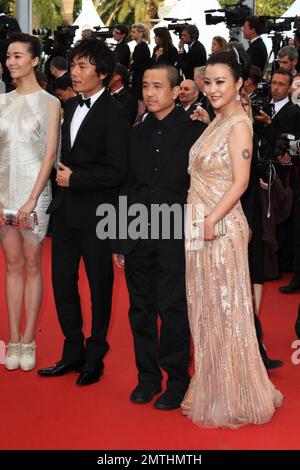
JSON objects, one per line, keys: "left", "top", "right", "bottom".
{"left": 0, "top": 33, "right": 60, "bottom": 371}
{"left": 182, "top": 52, "right": 282, "bottom": 428}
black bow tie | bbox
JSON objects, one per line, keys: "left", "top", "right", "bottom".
{"left": 78, "top": 95, "right": 91, "bottom": 108}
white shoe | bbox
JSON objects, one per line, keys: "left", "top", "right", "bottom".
{"left": 5, "top": 342, "right": 21, "bottom": 370}
{"left": 20, "top": 340, "right": 36, "bottom": 371}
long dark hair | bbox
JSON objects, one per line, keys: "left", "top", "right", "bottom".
{"left": 153, "top": 27, "right": 174, "bottom": 53}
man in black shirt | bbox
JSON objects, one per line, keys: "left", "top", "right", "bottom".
{"left": 113, "top": 64, "right": 206, "bottom": 410}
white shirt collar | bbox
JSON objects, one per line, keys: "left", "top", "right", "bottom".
{"left": 271, "top": 96, "right": 289, "bottom": 115}
{"left": 250, "top": 36, "right": 260, "bottom": 44}
{"left": 112, "top": 86, "right": 124, "bottom": 95}
{"left": 81, "top": 87, "right": 105, "bottom": 107}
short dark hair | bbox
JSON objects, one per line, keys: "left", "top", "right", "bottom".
{"left": 272, "top": 68, "right": 293, "bottom": 86}
{"left": 70, "top": 37, "right": 116, "bottom": 86}
{"left": 9, "top": 32, "right": 42, "bottom": 59}
{"left": 181, "top": 24, "right": 199, "bottom": 41}
{"left": 54, "top": 74, "right": 73, "bottom": 91}
{"left": 206, "top": 51, "right": 244, "bottom": 82}
{"left": 114, "top": 24, "right": 128, "bottom": 37}
{"left": 114, "top": 63, "right": 130, "bottom": 86}
{"left": 50, "top": 56, "right": 67, "bottom": 71}
{"left": 244, "top": 16, "right": 264, "bottom": 36}
{"left": 144, "top": 64, "right": 179, "bottom": 88}
{"left": 248, "top": 65, "right": 263, "bottom": 86}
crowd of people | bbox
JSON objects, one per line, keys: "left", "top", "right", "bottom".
{"left": 1, "top": 7, "right": 300, "bottom": 429}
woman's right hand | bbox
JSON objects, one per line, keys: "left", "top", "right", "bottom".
{"left": 190, "top": 107, "right": 211, "bottom": 125}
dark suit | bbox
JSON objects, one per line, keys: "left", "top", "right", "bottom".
{"left": 255, "top": 100, "right": 300, "bottom": 272}
{"left": 117, "top": 107, "right": 206, "bottom": 394}
{"left": 112, "top": 87, "right": 138, "bottom": 125}
{"left": 178, "top": 40, "right": 207, "bottom": 80}
{"left": 48, "top": 89, "right": 130, "bottom": 372}
{"left": 114, "top": 40, "right": 130, "bottom": 68}
{"left": 246, "top": 37, "right": 268, "bottom": 72}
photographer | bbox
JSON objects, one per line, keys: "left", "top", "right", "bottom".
{"left": 244, "top": 65, "right": 263, "bottom": 100}
{"left": 178, "top": 25, "right": 206, "bottom": 80}
{"left": 277, "top": 45, "right": 298, "bottom": 77}
{"left": 255, "top": 68, "right": 300, "bottom": 276}
{"left": 113, "top": 24, "right": 130, "bottom": 69}
{"left": 243, "top": 16, "right": 267, "bottom": 72}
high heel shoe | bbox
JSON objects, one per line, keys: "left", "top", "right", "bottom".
{"left": 20, "top": 340, "right": 36, "bottom": 371}
{"left": 5, "top": 342, "right": 21, "bottom": 370}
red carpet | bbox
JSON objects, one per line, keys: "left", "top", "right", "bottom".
{"left": 0, "top": 237, "right": 299, "bottom": 450}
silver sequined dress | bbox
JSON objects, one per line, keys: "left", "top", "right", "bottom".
{"left": 0, "top": 89, "right": 60, "bottom": 244}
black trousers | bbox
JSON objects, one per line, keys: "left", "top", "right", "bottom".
{"left": 125, "top": 240, "right": 190, "bottom": 393}
{"left": 51, "top": 205, "right": 113, "bottom": 372}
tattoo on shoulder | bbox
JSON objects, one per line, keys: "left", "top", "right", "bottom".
{"left": 241, "top": 149, "right": 251, "bottom": 160}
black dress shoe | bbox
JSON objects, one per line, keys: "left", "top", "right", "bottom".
{"left": 37, "top": 360, "right": 84, "bottom": 377}
{"left": 259, "top": 345, "right": 283, "bottom": 370}
{"left": 130, "top": 383, "right": 162, "bottom": 404}
{"left": 279, "top": 278, "right": 300, "bottom": 294}
{"left": 76, "top": 369, "right": 103, "bottom": 386}
{"left": 153, "top": 390, "right": 184, "bottom": 410}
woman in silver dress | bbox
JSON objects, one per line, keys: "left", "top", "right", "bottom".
{"left": 0, "top": 33, "right": 60, "bottom": 371}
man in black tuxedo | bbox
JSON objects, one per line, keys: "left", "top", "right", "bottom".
{"left": 243, "top": 16, "right": 268, "bottom": 73}
{"left": 108, "top": 63, "right": 138, "bottom": 125}
{"left": 38, "top": 37, "right": 130, "bottom": 386}
{"left": 178, "top": 79, "right": 199, "bottom": 117}
{"left": 113, "top": 24, "right": 130, "bottom": 69}
{"left": 178, "top": 25, "right": 207, "bottom": 80}
{"left": 113, "top": 64, "right": 206, "bottom": 410}
{"left": 254, "top": 68, "right": 300, "bottom": 284}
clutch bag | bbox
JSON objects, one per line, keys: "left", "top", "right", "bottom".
{"left": 214, "top": 217, "right": 227, "bottom": 237}
{"left": 3, "top": 209, "right": 38, "bottom": 232}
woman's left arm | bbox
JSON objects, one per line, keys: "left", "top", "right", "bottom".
{"left": 17, "top": 99, "right": 61, "bottom": 224}
{"left": 205, "top": 121, "right": 252, "bottom": 240}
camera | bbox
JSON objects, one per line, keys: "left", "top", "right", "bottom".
{"left": 205, "top": 0, "right": 251, "bottom": 28}
{"left": 56, "top": 25, "right": 78, "bottom": 52}
{"left": 93, "top": 26, "right": 114, "bottom": 40}
{"left": 33, "top": 28, "right": 53, "bottom": 56}
{"left": 275, "top": 134, "right": 300, "bottom": 157}
{"left": 165, "top": 17, "right": 191, "bottom": 36}
{"left": 251, "top": 81, "right": 272, "bottom": 117}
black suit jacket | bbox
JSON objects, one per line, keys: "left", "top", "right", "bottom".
{"left": 254, "top": 100, "right": 300, "bottom": 186}
{"left": 47, "top": 89, "right": 130, "bottom": 229}
{"left": 115, "top": 107, "right": 207, "bottom": 254}
{"left": 178, "top": 41, "right": 207, "bottom": 80}
{"left": 114, "top": 40, "right": 130, "bottom": 68}
{"left": 113, "top": 88, "right": 138, "bottom": 125}
{"left": 247, "top": 37, "right": 268, "bottom": 72}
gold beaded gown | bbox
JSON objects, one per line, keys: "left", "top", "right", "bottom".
{"left": 182, "top": 108, "right": 283, "bottom": 429}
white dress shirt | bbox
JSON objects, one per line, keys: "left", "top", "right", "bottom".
{"left": 271, "top": 96, "right": 290, "bottom": 117}
{"left": 70, "top": 87, "right": 105, "bottom": 147}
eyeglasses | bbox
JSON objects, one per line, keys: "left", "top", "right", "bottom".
{"left": 271, "top": 81, "right": 290, "bottom": 87}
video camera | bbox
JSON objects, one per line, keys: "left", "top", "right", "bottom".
{"left": 275, "top": 133, "right": 300, "bottom": 158}
{"left": 32, "top": 28, "right": 53, "bottom": 56}
{"left": 251, "top": 81, "right": 272, "bottom": 117}
{"left": 205, "top": 0, "right": 251, "bottom": 28}
{"left": 165, "top": 17, "right": 191, "bottom": 36}
{"left": 93, "top": 26, "right": 114, "bottom": 40}
{"left": 56, "top": 25, "right": 78, "bottom": 52}
{"left": 260, "top": 16, "right": 300, "bottom": 35}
